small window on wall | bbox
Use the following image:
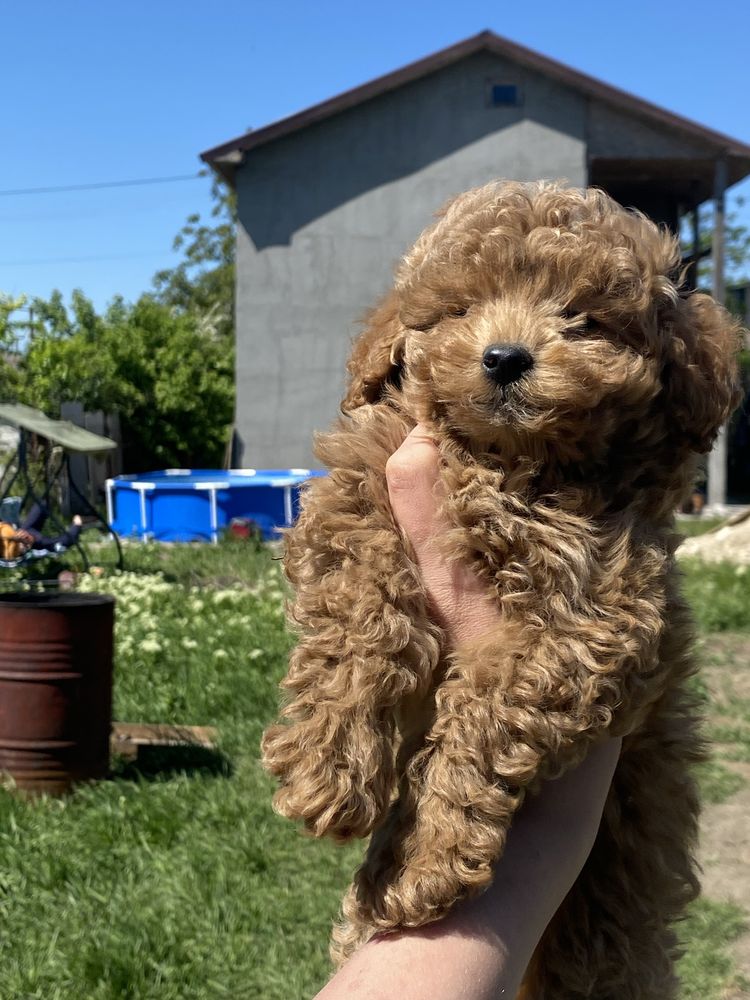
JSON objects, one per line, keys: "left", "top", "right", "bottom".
{"left": 489, "top": 83, "right": 521, "bottom": 107}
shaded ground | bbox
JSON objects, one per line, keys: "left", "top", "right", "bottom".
{"left": 699, "top": 634, "right": 750, "bottom": 997}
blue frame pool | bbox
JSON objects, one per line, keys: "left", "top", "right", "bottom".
{"left": 107, "top": 468, "right": 325, "bottom": 543}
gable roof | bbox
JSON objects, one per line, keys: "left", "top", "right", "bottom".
{"left": 201, "top": 30, "right": 750, "bottom": 183}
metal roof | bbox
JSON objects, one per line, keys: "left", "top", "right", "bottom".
{"left": 201, "top": 30, "right": 750, "bottom": 183}
{"left": 0, "top": 403, "right": 117, "bottom": 453}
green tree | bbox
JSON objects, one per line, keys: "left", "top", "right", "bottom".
{"left": 0, "top": 294, "right": 25, "bottom": 346}
{"left": 152, "top": 174, "right": 235, "bottom": 341}
{"left": 19, "top": 292, "right": 233, "bottom": 470}
{"left": 9, "top": 174, "right": 237, "bottom": 465}
{"left": 682, "top": 196, "right": 750, "bottom": 296}
{"left": 0, "top": 294, "right": 24, "bottom": 401}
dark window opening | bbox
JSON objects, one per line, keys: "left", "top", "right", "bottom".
{"left": 490, "top": 83, "right": 520, "bottom": 107}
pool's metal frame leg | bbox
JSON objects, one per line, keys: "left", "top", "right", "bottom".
{"left": 283, "top": 486, "right": 293, "bottom": 526}
{"left": 208, "top": 487, "right": 218, "bottom": 545}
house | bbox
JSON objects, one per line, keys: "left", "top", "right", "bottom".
{"left": 201, "top": 30, "right": 750, "bottom": 506}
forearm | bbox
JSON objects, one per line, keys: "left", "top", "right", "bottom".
{"left": 315, "top": 736, "right": 620, "bottom": 1000}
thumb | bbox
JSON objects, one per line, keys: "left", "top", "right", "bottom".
{"left": 386, "top": 424, "right": 446, "bottom": 551}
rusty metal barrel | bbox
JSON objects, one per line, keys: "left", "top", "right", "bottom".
{"left": 0, "top": 592, "right": 115, "bottom": 795}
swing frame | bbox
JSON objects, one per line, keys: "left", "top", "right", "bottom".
{"left": 0, "top": 403, "right": 123, "bottom": 572}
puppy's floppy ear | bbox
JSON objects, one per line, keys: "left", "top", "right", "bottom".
{"left": 661, "top": 292, "right": 742, "bottom": 453}
{"left": 342, "top": 290, "right": 407, "bottom": 413}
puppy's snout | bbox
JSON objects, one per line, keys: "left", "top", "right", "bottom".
{"left": 482, "top": 344, "right": 534, "bottom": 386}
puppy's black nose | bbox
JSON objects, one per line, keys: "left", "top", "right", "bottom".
{"left": 482, "top": 344, "right": 534, "bottom": 386}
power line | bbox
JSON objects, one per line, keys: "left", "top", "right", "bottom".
{"left": 0, "top": 173, "right": 203, "bottom": 198}
{"left": 0, "top": 251, "right": 173, "bottom": 266}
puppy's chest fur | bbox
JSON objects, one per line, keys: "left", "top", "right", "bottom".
{"left": 322, "top": 403, "right": 673, "bottom": 728}
{"left": 448, "top": 476, "right": 665, "bottom": 634}
{"left": 349, "top": 402, "right": 669, "bottom": 638}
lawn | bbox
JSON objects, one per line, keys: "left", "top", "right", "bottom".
{"left": 677, "top": 517, "right": 724, "bottom": 539}
{"left": 0, "top": 540, "right": 747, "bottom": 998}
{"left": 0, "top": 544, "right": 361, "bottom": 999}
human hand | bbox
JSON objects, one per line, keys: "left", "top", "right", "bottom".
{"left": 386, "top": 420, "right": 620, "bottom": 897}
{"left": 385, "top": 424, "right": 500, "bottom": 647}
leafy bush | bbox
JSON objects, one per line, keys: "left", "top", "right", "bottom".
{"left": 18, "top": 292, "right": 233, "bottom": 470}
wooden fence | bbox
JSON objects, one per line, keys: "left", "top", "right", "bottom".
{"left": 60, "top": 403, "right": 122, "bottom": 513}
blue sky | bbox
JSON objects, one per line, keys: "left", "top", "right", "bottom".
{"left": 2, "top": 0, "right": 748, "bottom": 312}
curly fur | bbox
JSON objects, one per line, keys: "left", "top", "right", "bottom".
{"left": 261, "top": 180, "right": 742, "bottom": 998}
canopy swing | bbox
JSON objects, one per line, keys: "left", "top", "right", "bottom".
{"left": 0, "top": 403, "right": 123, "bottom": 571}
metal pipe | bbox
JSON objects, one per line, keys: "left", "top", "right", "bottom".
{"left": 707, "top": 156, "right": 729, "bottom": 511}
{"left": 691, "top": 205, "right": 700, "bottom": 291}
{"left": 105, "top": 479, "right": 114, "bottom": 525}
{"left": 132, "top": 484, "right": 154, "bottom": 541}
{"left": 209, "top": 488, "right": 218, "bottom": 544}
{"left": 284, "top": 486, "right": 293, "bottom": 526}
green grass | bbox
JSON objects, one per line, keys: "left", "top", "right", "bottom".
{"left": 0, "top": 552, "right": 362, "bottom": 999}
{"left": 693, "top": 757, "right": 747, "bottom": 804}
{"left": 677, "top": 517, "right": 724, "bottom": 539}
{"left": 688, "top": 635, "right": 750, "bottom": 801}
{"left": 681, "top": 558, "right": 750, "bottom": 632}
{"left": 677, "top": 899, "right": 747, "bottom": 1000}
{"left": 0, "top": 544, "right": 748, "bottom": 997}
{"left": 698, "top": 636, "right": 750, "bottom": 770}
{"left": 119, "top": 535, "right": 280, "bottom": 589}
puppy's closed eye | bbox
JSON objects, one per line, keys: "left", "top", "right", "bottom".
{"left": 447, "top": 305, "right": 469, "bottom": 319}
{"left": 407, "top": 304, "right": 469, "bottom": 332}
{"left": 561, "top": 308, "right": 594, "bottom": 336}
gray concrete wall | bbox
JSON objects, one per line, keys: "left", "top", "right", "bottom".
{"left": 587, "top": 103, "right": 708, "bottom": 160}
{"left": 234, "top": 51, "right": 587, "bottom": 467}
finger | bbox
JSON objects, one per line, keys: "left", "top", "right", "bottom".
{"left": 386, "top": 425, "right": 446, "bottom": 549}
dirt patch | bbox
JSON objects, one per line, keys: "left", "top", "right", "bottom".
{"left": 699, "top": 765, "right": 750, "bottom": 997}
{"left": 699, "top": 632, "right": 750, "bottom": 996}
{"left": 700, "top": 762, "right": 750, "bottom": 903}
{"left": 700, "top": 634, "right": 750, "bottom": 709}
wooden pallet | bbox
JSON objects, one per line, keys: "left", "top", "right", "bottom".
{"left": 111, "top": 722, "right": 218, "bottom": 761}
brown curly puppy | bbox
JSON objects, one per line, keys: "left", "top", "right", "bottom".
{"left": 261, "top": 180, "right": 741, "bottom": 999}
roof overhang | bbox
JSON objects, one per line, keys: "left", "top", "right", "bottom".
{"left": 200, "top": 30, "right": 750, "bottom": 192}
{"left": 590, "top": 157, "right": 750, "bottom": 207}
